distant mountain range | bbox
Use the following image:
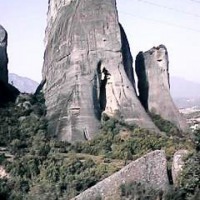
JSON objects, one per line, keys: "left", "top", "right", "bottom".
{"left": 170, "top": 76, "right": 200, "bottom": 108}
{"left": 170, "top": 76, "right": 200, "bottom": 98}
{"left": 9, "top": 73, "right": 39, "bottom": 94}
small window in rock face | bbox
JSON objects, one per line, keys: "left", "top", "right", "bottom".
{"left": 157, "top": 59, "right": 162, "bottom": 62}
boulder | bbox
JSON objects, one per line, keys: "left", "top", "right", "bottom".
{"left": 43, "top": 0, "right": 158, "bottom": 141}
{"left": 172, "top": 149, "right": 189, "bottom": 187}
{"left": 135, "top": 45, "right": 189, "bottom": 132}
{"left": 72, "top": 150, "right": 169, "bottom": 200}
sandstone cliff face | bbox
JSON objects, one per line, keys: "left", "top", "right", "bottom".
{"left": 136, "top": 45, "right": 188, "bottom": 132}
{"left": 0, "top": 25, "right": 19, "bottom": 105}
{"left": 43, "top": 0, "right": 158, "bottom": 141}
{"left": 0, "top": 25, "right": 8, "bottom": 83}
{"left": 72, "top": 150, "right": 169, "bottom": 200}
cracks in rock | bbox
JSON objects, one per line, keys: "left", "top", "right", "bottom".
{"left": 99, "top": 67, "right": 110, "bottom": 111}
{"left": 55, "top": 86, "right": 76, "bottom": 137}
{"left": 117, "top": 64, "right": 128, "bottom": 100}
{"left": 57, "top": 53, "right": 70, "bottom": 63}
{"left": 167, "top": 167, "right": 174, "bottom": 185}
{"left": 83, "top": 128, "right": 90, "bottom": 141}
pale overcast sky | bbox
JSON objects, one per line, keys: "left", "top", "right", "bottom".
{"left": 0, "top": 0, "right": 200, "bottom": 83}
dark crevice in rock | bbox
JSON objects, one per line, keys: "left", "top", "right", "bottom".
{"left": 83, "top": 128, "right": 89, "bottom": 141}
{"left": 135, "top": 52, "right": 149, "bottom": 111}
{"left": 119, "top": 23, "right": 135, "bottom": 89}
{"left": 35, "top": 79, "right": 46, "bottom": 95}
{"left": 93, "top": 61, "right": 102, "bottom": 120}
{"left": 99, "top": 67, "right": 110, "bottom": 112}
{"left": 167, "top": 167, "right": 174, "bottom": 185}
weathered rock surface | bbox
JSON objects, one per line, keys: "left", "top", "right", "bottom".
{"left": 72, "top": 150, "right": 169, "bottom": 200}
{"left": 136, "top": 45, "right": 189, "bottom": 132}
{"left": 0, "top": 25, "right": 19, "bottom": 105}
{"left": 172, "top": 149, "right": 189, "bottom": 187}
{"left": 43, "top": 0, "right": 158, "bottom": 141}
{"left": 0, "top": 25, "right": 8, "bottom": 83}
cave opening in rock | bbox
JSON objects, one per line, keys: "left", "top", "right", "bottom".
{"left": 96, "top": 61, "right": 111, "bottom": 113}
{"left": 99, "top": 67, "right": 110, "bottom": 112}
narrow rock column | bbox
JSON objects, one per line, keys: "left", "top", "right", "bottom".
{"left": 136, "top": 45, "right": 189, "bottom": 132}
{"left": 0, "top": 25, "right": 8, "bottom": 83}
{"left": 0, "top": 25, "right": 19, "bottom": 105}
{"left": 172, "top": 150, "right": 189, "bottom": 187}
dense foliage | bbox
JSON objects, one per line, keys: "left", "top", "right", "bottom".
{"left": 0, "top": 93, "right": 198, "bottom": 199}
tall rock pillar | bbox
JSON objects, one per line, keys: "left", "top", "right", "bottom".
{"left": 0, "top": 25, "right": 8, "bottom": 83}
{"left": 43, "top": 0, "right": 158, "bottom": 142}
{"left": 0, "top": 25, "right": 19, "bottom": 105}
{"left": 136, "top": 45, "right": 188, "bottom": 132}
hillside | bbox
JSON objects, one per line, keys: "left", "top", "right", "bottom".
{"left": 0, "top": 93, "right": 199, "bottom": 199}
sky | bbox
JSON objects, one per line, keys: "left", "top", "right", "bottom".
{"left": 0, "top": 0, "right": 200, "bottom": 83}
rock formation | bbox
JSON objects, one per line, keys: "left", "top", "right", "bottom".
{"left": 43, "top": 0, "right": 158, "bottom": 141}
{"left": 72, "top": 150, "right": 169, "bottom": 200}
{"left": 135, "top": 45, "right": 189, "bottom": 132}
{"left": 172, "top": 149, "right": 189, "bottom": 187}
{"left": 0, "top": 25, "right": 19, "bottom": 105}
{"left": 0, "top": 25, "right": 8, "bottom": 83}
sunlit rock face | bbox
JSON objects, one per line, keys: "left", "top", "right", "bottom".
{"left": 0, "top": 25, "right": 8, "bottom": 84}
{"left": 43, "top": 0, "right": 158, "bottom": 142}
{"left": 136, "top": 45, "right": 189, "bottom": 132}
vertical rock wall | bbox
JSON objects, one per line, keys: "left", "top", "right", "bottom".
{"left": 0, "top": 25, "right": 19, "bottom": 105}
{"left": 43, "top": 0, "right": 158, "bottom": 141}
{"left": 136, "top": 45, "right": 188, "bottom": 132}
{"left": 0, "top": 25, "right": 8, "bottom": 83}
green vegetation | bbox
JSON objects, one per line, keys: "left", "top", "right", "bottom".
{"left": 0, "top": 93, "right": 198, "bottom": 199}
{"left": 150, "top": 112, "right": 181, "bottom": 136}
{"left": 120, "top": 130, "right": 200, "bottom": 200}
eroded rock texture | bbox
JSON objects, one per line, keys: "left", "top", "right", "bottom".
{"left": 43, "top": 0, "right": 158, "bottom": 141}
{"left": 72, "top": 150, "right": 169, "bottom": 200}
{"left": 0, "top": 25, "right": 19, "bottom": 105}
{"left": 172, "top": 149, "right": 189, "bottom": 187}
{"left": 136, "top": 45, "right": 188, "bottom": 132}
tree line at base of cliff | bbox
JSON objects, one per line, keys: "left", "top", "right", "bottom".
{"left": 0, "top": 93, "right": 199, "bottom": 200}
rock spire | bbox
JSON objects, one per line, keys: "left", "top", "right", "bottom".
{"left": 135, "top": 45, "right": 189, "bottom": 132}
{"left": 43, "top": 0, "right": 158, "bottom": 141}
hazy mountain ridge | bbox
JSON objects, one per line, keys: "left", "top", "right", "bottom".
{"left": 8, "top": 73, "right": 39, "bottom": 94}
{"left": 170, "top": 76, "right": 200, "bottom": 108}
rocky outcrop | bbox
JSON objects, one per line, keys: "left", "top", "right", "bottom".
{"left": 43, "top": 0, "right": 158, "bottom": 141}
{"left": 172, "top": 149, "right": 189, "bottom": 187}
{"left": 136, "top": 45, "right": 188, "bottom": 132}
{"left": 0, "top": 25, "right": 19, "bottom": 105}
{"left": 0, "top": 25, "right": 8, "bottom": 83}
{"left": 72, "top": 150, "right": 169, "bottom": 200}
